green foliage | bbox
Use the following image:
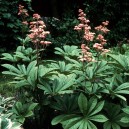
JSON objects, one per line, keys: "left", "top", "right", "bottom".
{"left": 4, "top": 44, "right": 129, "bottom": 128}
{"left": 1, "top": 2, "right": 129, "bottom": 128}
{"left": 38, "top": 74, "right": 75, "bottom": 95}
{"left": 2, "top": 43, "right": 129, "bottom": 129}
{"left": 0, "top": 96, "right": 14, "bottom": 116}
{"left": 55, "top": 45, "right": 80, "bottom": 57}
{"left": 108, "top": 54, "right": 129, "bottom": 73}
{"left": 52, "top": 93, "right": 107, "bottom": 129}
{"left": 2, "top": 61, "right": 38, "bottom": 89}
{"left": 0, "top": 96, "right": 21, "bottom": 129}
{"left": 51, "top": 94, "right": 78, "bottom": 114}
{"left": 0, "top": 117, "right": 21, "bottom": 129}
{"left": 103, "top": 103, "right": 129, "bottom": 129}
{"left": 1, "top": 46, "right": 37, "bottom": 63}
{"left": 12, "top": 102, "right": 38, "bottom": 123}
{"left": 111, "top": 44, "right": 129, "bottom": 55}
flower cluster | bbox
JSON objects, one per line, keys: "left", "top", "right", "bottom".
{"left": 74, "top": 9, "right": 95, "bottom": 42}
{"left": 93, "top": 21, "right": 110, "bottom": 53}
{"left": 18, "top": 5, "right": 29, "bottom": 25}
{"left": 75, "top": 9, "right": 110, "bottom": 62}
{"left": 95, "top": 21, "right": 110, "bottom": 34}
{"left": 79, "top": 44, "right": 94, "bottom": 62}
{"left": 28, "top": 13, "right": 51, "bottom": 46}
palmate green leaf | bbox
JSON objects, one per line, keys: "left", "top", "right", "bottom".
{"left": 15, "top": 80, "right": 30, "bottom": 88}
{"left": 64, "top": 117, "right": 83, "bottom": 129}
{"left": 52, "top": 114, "right": 80, "bottom": 125}
{"left": 52, "top": 113, "right": 106, "bottom": 129}
{"left": 38, "top": 65, "right": 54, "bottom": 77}
{"left": 78, "top": 121, "right": 88, "bottom": 129}
{"left": 24, "top": 64, "right": 38, "bottom": 87}
{"left": 58, "top": 90, "right": 73, "bottom": 94}
{"left": 15, "top": 102, "right": 22, "bottom": 111}
{"left": 78, "top": 93, "right": 88, "bottom": 115}
{"left": 38, "top": 84, "right": 53, "bottom": 94}
{"left": 105, "top": 103, "right": 121, "bottom": 117}
{"left": 112, "top": 123, "right": 121, "bottom": 129}
{"left": 103, "top": 103, "right": 128, "bottom": 129}
{"left": 18, "top": 117, "right": 25, "bottom": 123}
{"left": 11, "top": 122, "right": 21, "bottom": 129}
{"left": 17, "top": 64, "right": 26, "bottom": 75}
{"left": 115, "top": 83, "right": 129, "bottom": 91}
{"left": 89, "top": 114, "right": 108, "bottom": 122}
{"left": 15, "top": 51, "right": 30, "bottom": 61}
{"left": 27, "top": 76, "right": 35, "bottom": 87}
{"left": 1, "top": 53, "right": 15, "bottom": 62}
{"left": 29, "top": 67, "right": 38, "bottom": 82}
{"left": 12, "top": 107, "right": 19, "bottom": 115}
{"left": 115, "top": 90, "right": 129, "bottom": 94}
{"left": 64, "top": 56, "right": 82, "bottom": 68}
{"left": 16, "top": 46, "right": 25, "bottom": 52}
{"left": 52, "top": 95, "right": 106, "bottom": 129}
{"left": 25, "top": 111, "right": 33, "bottom": 117}
{"left": 85, "top": 61, "right": 109, "bottom": 79}
{"left": 103, "top": 121, "right": 121, "bottom": 129}
{"left": 58, "top": 61, "right": 66, "bottom": 71}
{"left": 52, "top": 115, "right": 67, "bottom": 125}
{"left": 122, "top": 106, "right": 129, "bottom": 114}
{"left": 49, "top": 61, "right": 73, "bottom": 73}
{"left": 2, "top": 64, "right": 21, "bottom": 74}
{"left": 39, "top": 78, "right": 74, "bottom": 95}
{"left": 78, "top": 93, "right": 105, "bottom": 116}
{"left": 25, "top": 48, "right": 33, "bottom": 54}
{"left": 120, "top": 116, "right": 129, "bottom": 123}
{"left": 55, "top": 47, "right": 65, "bottom": 55}
{"left": 103, "top": 121, "right": 112, "bottom": 129}
{"left": 108, "top": 54, "right": 129, "bottom": 70}
{"left": 54, "top": 74, "right": 75, "bottom": 93}
{"left": 64, "top": 45, "right": 80, "bottom": 56}
{"left": 55, "top": 45, "right": 80, "bottom": 57}
{"left": 89, "top": 101, "right": 104, "bottom": 116}
{"left": 0, "top": 118, "right": 10, "bottom": 129}
{"left": 51, "top": 94, "right": 78, "bottom": 113}
{"left": 115, "top": 94, "right": 126, "bottom": 101}
{"left": 28, "top": 103, "right": 38, "bottom": 111}
{"left": 94, "top": 61, "right": 108, "bottom": 74}
{"left": 31, "top": 55, "right": 37, "bottom": 61}
{"left": 2, "top": 71, "right": 18, "bottom": 76}
{"left": 86, "top": 67, "right": 94, "bottom": 79}
{"left": 27, "top": 60, "right": 37, "bottom": 75}
{"left": 87, "top": 121, "right": 97, "bottom": 129}
{"left": 104, "top": 78, "right": 129, "bottom": 101}
{"left": 12, "top": 102, "right": 37, "bottom": 123}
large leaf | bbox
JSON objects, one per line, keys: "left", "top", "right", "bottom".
{"left": 122, "top": 106, "right": 129, "bottom": 114}
{"left": 2, "top": 64, "right": 21, "bottom": 74}
{"left": 104, "top": 103, "right": 127, "bottom": 129}
{"left": 26, "top": 60, "right": 37, "bottom": 75}
{"left": 89, "top": 101, "right": 104, "bottom": 116}
{"left": 89, "top": 114, "right": 108, "bottom": 122}
{"left": 78, "top": 93, "right": 88, "bottom": 115}
{"left": 39, "top": 74, "right": 75, "bottom": 95}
